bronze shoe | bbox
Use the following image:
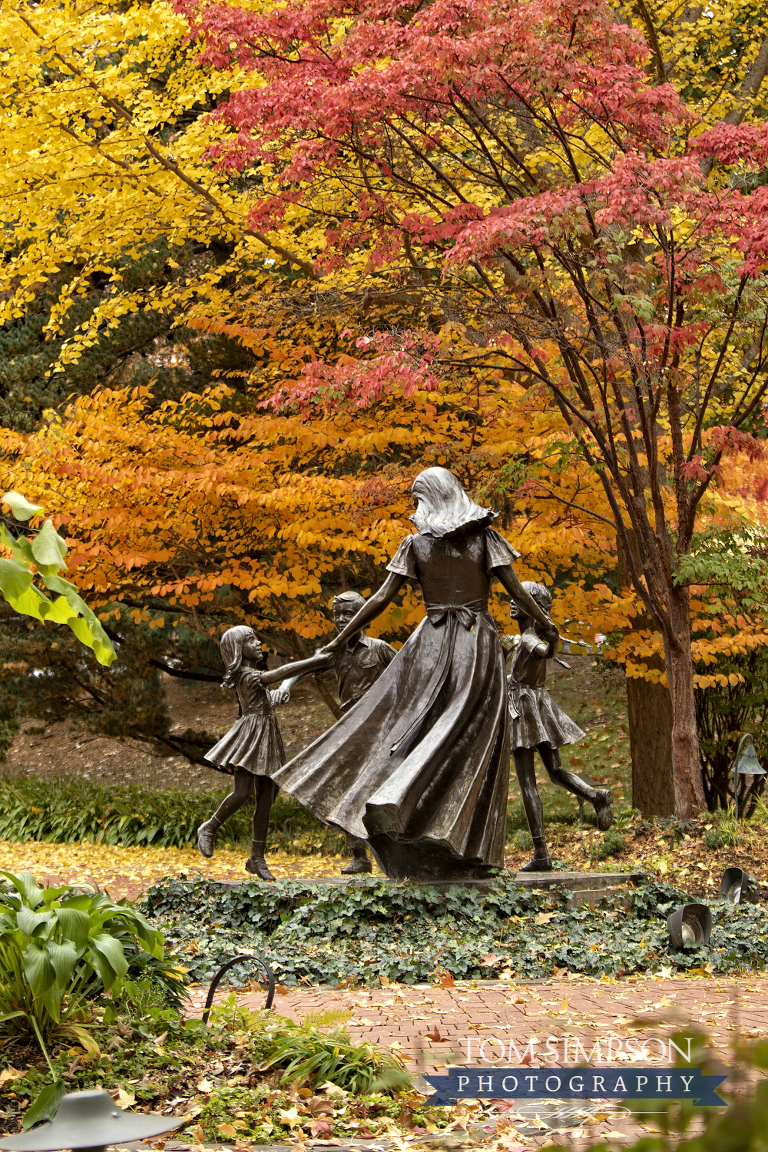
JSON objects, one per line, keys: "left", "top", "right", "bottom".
{"left": 196, "top": 820, "right": 217, "bottom": 858}
{"left": 519, "top": 853, "right": 552, "bottom": 872}
{"left": 245, "top": 854, "right": 275, "bottom": 881}
{"left": 594, "top": 789, "right": 614, "bottom": 831}
{"left": 341, "top": 856, "right": 372, "bottom": 875}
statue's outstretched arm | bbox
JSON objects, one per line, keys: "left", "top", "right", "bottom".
{"left": 259, "top": 650, "right": 332, "bottom": 686}
{"left": 323, "top": 572, "right": 407, "bottom": 653}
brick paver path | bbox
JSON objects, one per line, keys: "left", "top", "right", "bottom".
{"left": 189, "top": 974, "right": 768, "bottom": 1144}
{"left": 191, "top": 973, "right": 768, "bottom": 1071}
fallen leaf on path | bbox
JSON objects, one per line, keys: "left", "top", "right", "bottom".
{"left": 0, "top": 838, "right": 350, "bottom": 900}
{"left": 111, "top": 1087, "right": 136, "bottom": 1109}
{"left": 310, "top": 1120, "right": 333, "bottom": 1137}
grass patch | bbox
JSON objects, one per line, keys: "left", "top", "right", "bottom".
{"left": 0, "top": 777, "right": 344, "bottom": 854}
{"left": 0, "top": 977, "right": 434, "bottom": 1142}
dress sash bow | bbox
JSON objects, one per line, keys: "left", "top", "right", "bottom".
{"left": 390, "top": 599, "right": 490, "bottom": 754}
{"left": 424, "top": 598, "right": 488, "bottom": 629}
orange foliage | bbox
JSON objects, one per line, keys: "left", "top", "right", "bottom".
{"left": 0, "top": 369, "right": 618, "bottom": 652}
{"left": 2, "top": 333, "right": 767, "bottom": 685}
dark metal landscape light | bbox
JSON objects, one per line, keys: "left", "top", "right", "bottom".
{"left": 0, "top": 1089, "right": 181, "bottom": 1152}
{"left": 732, "top": 733, "right": 766, "bottom": 820}
{"left": 667, "top": 903, "right": 713, "bottom": 949}
{"left": 720, "top": 866, "right": 754, "bottom": 904}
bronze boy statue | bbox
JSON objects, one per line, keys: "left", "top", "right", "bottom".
{"left": 509, "top": 582, "right": 613, "bottom": 872}
{"left": 275, "top": 591, "right": 397, "bottom": 873}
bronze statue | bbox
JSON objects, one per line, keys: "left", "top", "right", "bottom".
{"left": 197, "top": 626, "right": 321, "bottom": 880}
{"left": 276, "top": 591, "right": 397, "bottom": 874}
{"left": 508, "top": 583, "right": 613, "bottom": 872}
{"left": 261, "top": 466, "right": 558, "bottom": 882}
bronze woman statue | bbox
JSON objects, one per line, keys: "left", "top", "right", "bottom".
{"left": 269, "top": 467, "right": 557, "bottom": 882}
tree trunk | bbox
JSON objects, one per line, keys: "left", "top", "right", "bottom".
{"left": 662, "top": 585, "right": 706, "bottom": 817}
{"left": 626, "top": 667, "right": 675, "bottom": 816}
{"left": 617, "top": 532, "right": 675, "bottom": 814}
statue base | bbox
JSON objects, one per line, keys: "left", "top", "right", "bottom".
{"left": 213, "top": 870, "right": 643, "bottom": 907}
{"left": 514, "top": 870, "right": 644, "bottom": 908}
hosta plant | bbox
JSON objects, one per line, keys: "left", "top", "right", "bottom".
{"left": 0, "top": 870, "right": 164, "bottom": 1045}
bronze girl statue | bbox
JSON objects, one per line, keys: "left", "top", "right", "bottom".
{"left": 197, "top": 626, "right": 321, "bottom": 879}
{"left": 275, "top": 591, "right": 397, "bottom": 874}
{"left": 509, "top": 582, "right": 613, "bottom": 871}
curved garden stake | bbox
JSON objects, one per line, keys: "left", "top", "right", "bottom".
{"left": 202, "top": 953, "right": 275, "bottom": 1023}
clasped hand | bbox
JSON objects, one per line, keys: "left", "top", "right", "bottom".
{"left": 543, "top": 617, "right": 559, "bottom": 642}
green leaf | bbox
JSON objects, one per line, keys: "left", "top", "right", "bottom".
{"left": 22, "top": 1079, "right": 66, "bottom": 1130}
{"left": 68, "top": 615, "right": 116, "bottom": 667}
{"left": 3, "top": 491, "right": 43, "bottom": 522}
{"left": 0, "top": 505, "right": 113, "bottom": 666}
{"left": 0, "top": 1010, "right": 27, "bottom": 1024}
{"left": 90, "top": 932, "right": 129, "bottom": 984}
{"left": 40, "top": 980, "right": 66, "bottom": 1023}
{"left": 0, "top": 558, "right": 50, "bottom": 622}
{"left": 0, "top": 557, "right": 32, "bottom": 599}
{"left": 16, "top": 906, "right": 53, "bottom": 938}
{"left": 45, "top": 940, "right": 79, "bottom": 986}
{"left": 30, "top": 519, "right": 67, "bottom": 569}
{"left": 131, "top": 918, "right": 165, "bottom": 959}
{"left": 39, "top": 574, "right": 116, "bottom": 667}
{"left": 42, "top": 594, "right": 78, "bottom": 625}
{"left": 54, "top": 907, "right": 90, "bottom": 950}
{"left": 0, "top": 870, "right": 45, "bottom": 908}
{"left": 0, "top": 524, "right": 38, "bottom": 566}
{"left": 23, "top": 942, "right": 56, "bottom": 996}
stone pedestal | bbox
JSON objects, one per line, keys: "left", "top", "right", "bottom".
{"left": 216, "top": 871, "right": 643, "bottom": 907}
{"left": 514, "top": 870, "right": 643, "bottom": 908}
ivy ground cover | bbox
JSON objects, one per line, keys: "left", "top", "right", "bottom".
{"left": 142, "top": 876, "right": 767, "bottom": 987}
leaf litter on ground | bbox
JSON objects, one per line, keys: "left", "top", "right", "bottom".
{"left": 0, "top": 839, "right": 350, "bottom": 900}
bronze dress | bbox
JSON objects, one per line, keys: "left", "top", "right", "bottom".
{"left": 272, "top": 527, "right": 518, "bottom": 881}
{"left": 508, "top": 627, "right": 585, "bottom": 751}
{"left": 205, "top": 670, "right": 285, "bottom": 777}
